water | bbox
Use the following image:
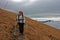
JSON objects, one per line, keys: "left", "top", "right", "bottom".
{"left": 31, "top": 18, "right": 60, "bottom": 29}
{"left": 44, "top": 21, "right": 60, "bottom": 29}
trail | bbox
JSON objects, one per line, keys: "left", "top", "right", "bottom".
{"left": 10, "top": 24, "right": 23, "bottom": 40}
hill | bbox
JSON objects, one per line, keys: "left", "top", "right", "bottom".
{"left": 0, "top": 8, "right": 60, "bottom": 40}
{"left": 24, "top": 17, "right": 60, "bottom": 40}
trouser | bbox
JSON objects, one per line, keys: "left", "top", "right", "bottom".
{"left": 18, "top": 23, "right": 24, "bottom": 34}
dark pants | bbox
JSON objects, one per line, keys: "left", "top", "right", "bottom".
{"left": 18, "top": 23, "right": 24, "bottom": 34}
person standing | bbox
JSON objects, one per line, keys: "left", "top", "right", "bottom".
{"left": 16, "top": 10, "right": 25, "bottom": 34}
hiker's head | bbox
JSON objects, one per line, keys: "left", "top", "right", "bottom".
{"left": 19, "top": 10, "right": 23, "bottom": 15}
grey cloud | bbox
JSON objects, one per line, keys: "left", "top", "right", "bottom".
{"left": 0, "top": 0, "right": 60, "bottom": 17}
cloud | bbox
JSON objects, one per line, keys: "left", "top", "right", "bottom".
{"left": 0, "top": 0, "right": 60, "bottom": 17}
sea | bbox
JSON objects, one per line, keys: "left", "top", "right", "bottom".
{"left": 31, "top": 18, "right": 60, "bottom": 29}
{"left": 44, "top": 21, "right": 60, "bottom": 29}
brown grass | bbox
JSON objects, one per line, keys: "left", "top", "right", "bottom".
{"left": 24, "top": 17, "right": 60, "bottom": 40}
{"left": 0, "top": 8, "right": 60, "bottom": 40}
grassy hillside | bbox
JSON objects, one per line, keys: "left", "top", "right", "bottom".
{"left": 0, "top": 8, "right": 60, "bottom": 40}
{"left": 24, "top": 17, "right": 60, "bottom": 40}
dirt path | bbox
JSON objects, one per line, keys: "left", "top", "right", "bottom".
{"left": 11, "top": 25, "right": 23, "bottom": 40}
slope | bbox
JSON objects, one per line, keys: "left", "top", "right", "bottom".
{"left": 24, "top": 17, "right": 60, "bottom": 40}
{"left": 0, "top": 8, "right": 60, "bottom": 40}
{"left": 0, "top": 8, "right": 19, "bottom": 40}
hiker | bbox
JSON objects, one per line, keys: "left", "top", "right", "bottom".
{"left": 16, "top": 10, "right": 25, "bottom": 34}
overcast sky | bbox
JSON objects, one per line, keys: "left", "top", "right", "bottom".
{"left": 0, "top": 0, "right": 60, "bottom": 17}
